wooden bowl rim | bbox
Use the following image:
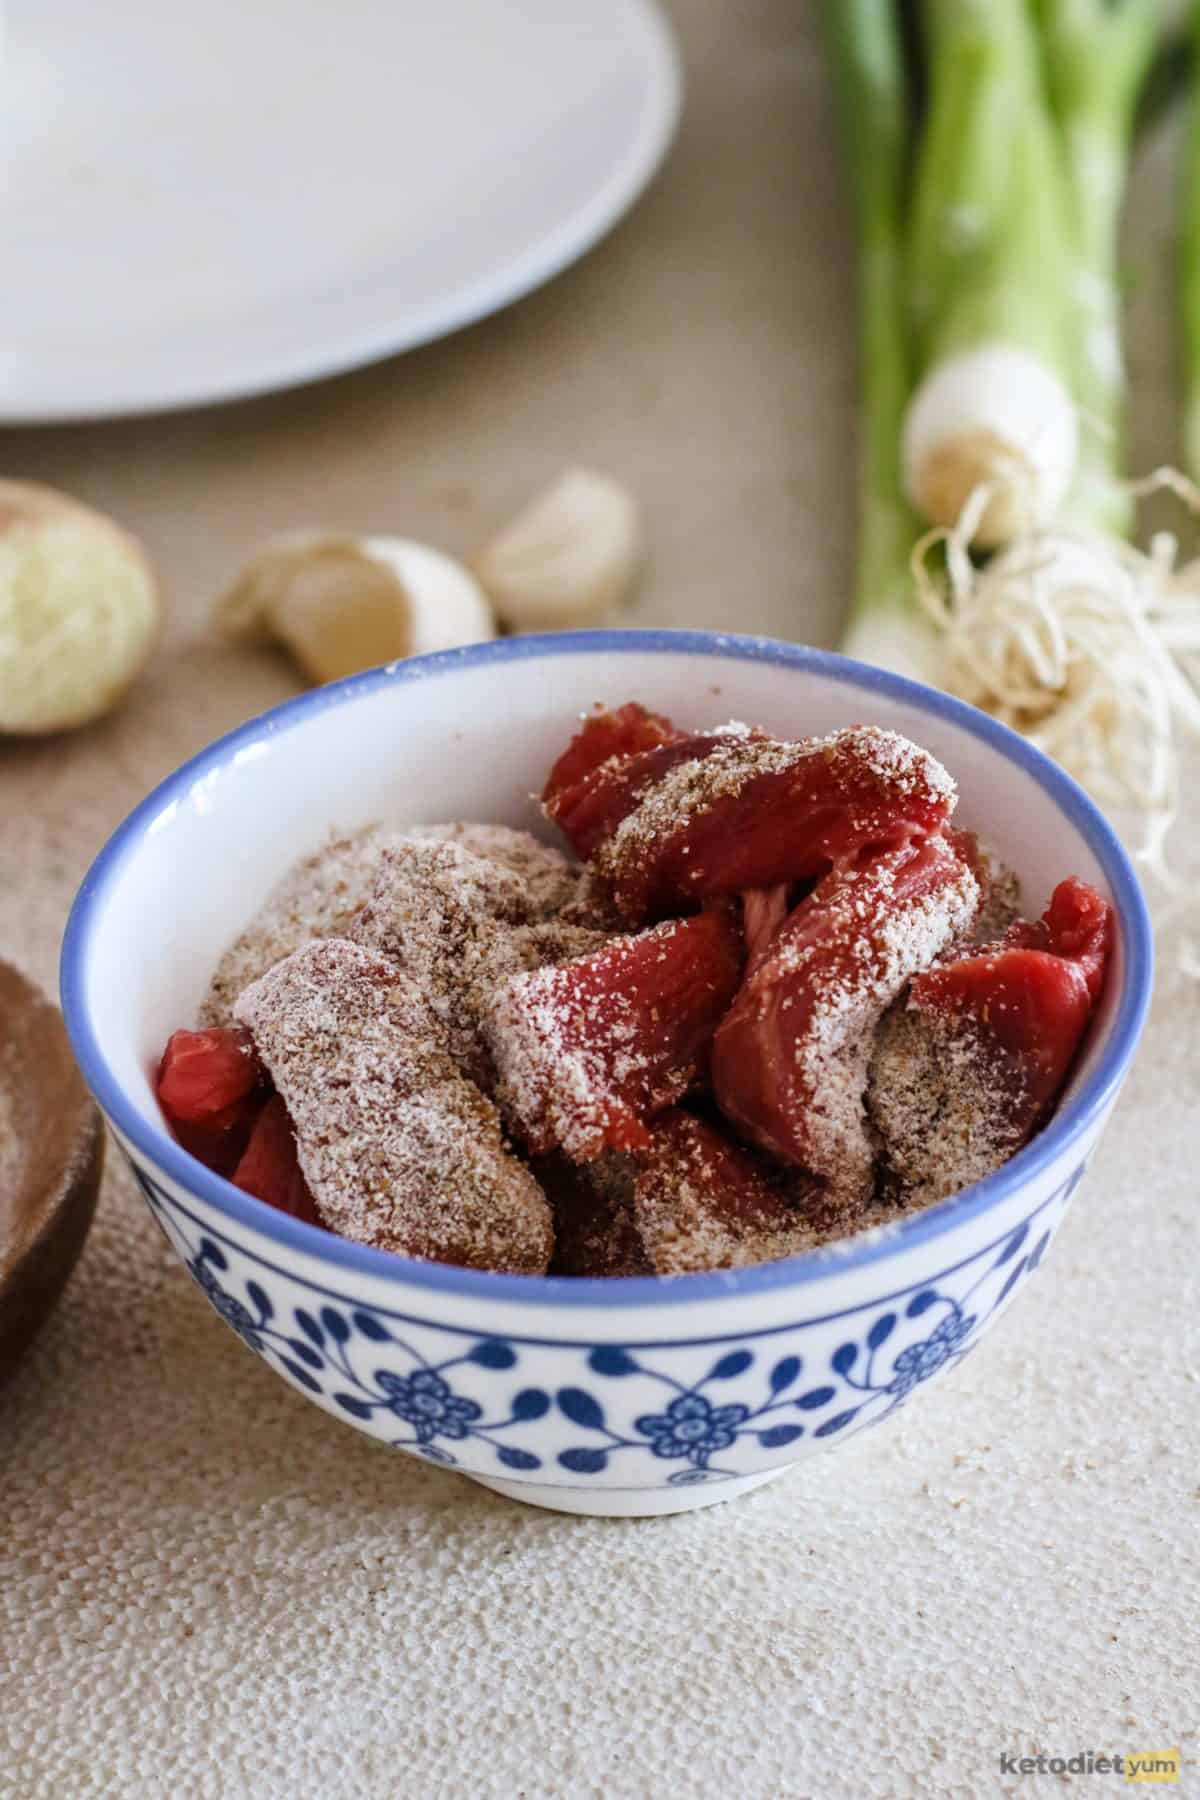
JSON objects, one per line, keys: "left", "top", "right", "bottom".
{"left": 1, "top": 959, "right": 103, "bottom": 1373}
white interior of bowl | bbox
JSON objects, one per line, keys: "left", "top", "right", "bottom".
{"left": 76, "top": 640, "right": 1128, "bottom": 1139}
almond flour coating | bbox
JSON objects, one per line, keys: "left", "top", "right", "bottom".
{"left": 202, "top": 825, "right": 410, "bottom": 1025}
{"left": 591, "top": 724, "right": 958, "bottom": 918}
{"left": 713, "top": 839, "right": 982, "bottom": 1205}
{"left": 632, "top": 1112, "right": 819, "bottom": 1275}
{"left": 968, "top": 841, "right": 1022, "bottom": 944}
{"left": 483, "top": 910, "right": 743, "bottom": 1162}
{"left": 536, "top": 1153, "right": 651, "bottom": 1278}
{"left": 351, "top": 837, "right": 605, "bottom": 1086}
{"left": 632, "top": 1110, "right": 936, "bottom": 1276}
{"left": 234, "top": 938, "right": 553, "bottom": 1274}
{"left": 867, "top": 998, "right": 1027, "bottom": 1207}
{"left": 402, "top": 822, "right": 584, "bottom": 918}
{"left": 203, "top": 820, "right": 593, "bottom": 1035}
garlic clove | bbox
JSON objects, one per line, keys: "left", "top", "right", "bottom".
{"left": 470, "top": 466, "right": 641, "bottom": 630}
{"left": 215, "top": 530, "right": 350, "bottom": 645}
{"left": 360, "top": 537, "right": 495, "bottom": 657}
{"left": 216, "top": 533, "right": 494, "bottom": 686}
{"left": 0, "top": 479, "right": 160, "bottom": 735}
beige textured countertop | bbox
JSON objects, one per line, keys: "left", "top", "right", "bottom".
{"left": 2, "top": 6, "right": 1197, "bottom": 1796}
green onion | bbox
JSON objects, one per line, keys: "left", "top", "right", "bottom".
{"left": 901, "top": 0, "right": 1078, "bottom": 550}
{"left": 1036, "top": 0, "right": 1159, "bottom": 535}
{"left": 822, "top": 0, "right": 937, "bottom": 675}
{"left": 826, "top": 1, "right": 1200, "bottom": 886}
{"left": 1183, "top": 0, "right": 1200, "bottom": 480}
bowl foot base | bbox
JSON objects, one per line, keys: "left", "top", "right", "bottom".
{"left": 467, "top": 1466, "right": 788, "bottom": 1517}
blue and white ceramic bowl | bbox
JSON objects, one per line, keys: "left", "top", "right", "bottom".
{"left": 61, "top": 632, "right": 1152, "bottom": 1516}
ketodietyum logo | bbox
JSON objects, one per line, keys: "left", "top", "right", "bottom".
{"left": 998, "top": 1749, "right": 1180, "bottom": 1782}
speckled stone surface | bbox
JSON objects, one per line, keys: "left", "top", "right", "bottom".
{"left": 1, "top": 6, "right": 1197, "bottom": 1796}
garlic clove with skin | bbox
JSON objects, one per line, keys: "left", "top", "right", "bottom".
{"left": 216, "top": 533, "right": 495, "bottom": 685}
{"left": 470, "top": 467, "right": 641, "bottom": 630}
{"left": 360, "top": 537, "right": 496, "bottom": 657}
{"left": 215, "top": 529, "right": 343, "bottom": 645}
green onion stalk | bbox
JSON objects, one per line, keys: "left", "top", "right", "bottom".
{"left": 825, "top": 1, "right": 1200, "bottom": 878}
{"left": 900, "top": 0, "right": 1079, "bottom": 551}
{"left": 823, "top": 0, "right": 933, "bottom": 676}
{"left": 1183, "top": 0, "right": 1200, "bottom": 481}
{"left": 1037, "top": 0, "right": 1159, "bottom": 536}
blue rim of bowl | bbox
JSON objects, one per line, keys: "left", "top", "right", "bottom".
{"left": 61, "top": 629, "right": 1153, "bottom": 1308}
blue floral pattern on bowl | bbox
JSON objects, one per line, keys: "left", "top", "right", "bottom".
{"left": 130, "top": 1158, "right": 1085, "bottom": 1492}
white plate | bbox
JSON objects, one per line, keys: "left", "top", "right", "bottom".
{"left": 3, "top": 0, "right": 681, "bottom": 423}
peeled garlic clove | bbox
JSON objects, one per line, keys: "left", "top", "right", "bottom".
{"left": 216, "top": 533, "right": 494, "bottom": 685}
{"left": 470, "top": 467, "right": 641, "bottom": 630}
{"left": 0, "top": 479, "right": 160, "bottom": 735}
